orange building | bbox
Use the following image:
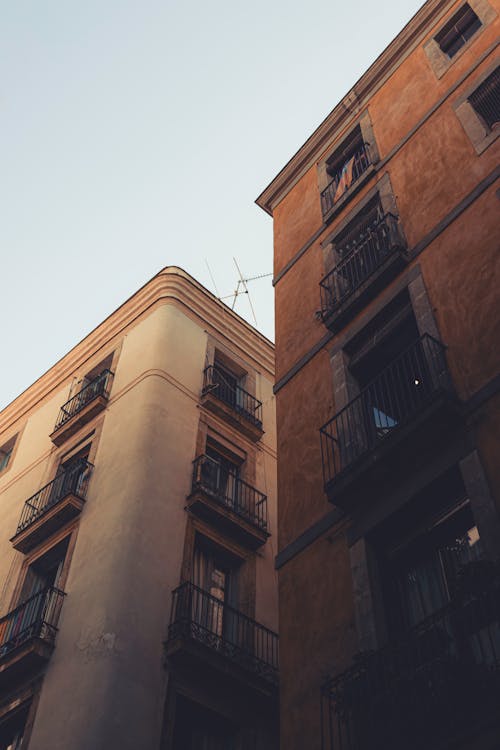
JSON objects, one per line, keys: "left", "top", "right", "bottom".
{"left": 257, "top": 0, "right": 499, "bottom": 748}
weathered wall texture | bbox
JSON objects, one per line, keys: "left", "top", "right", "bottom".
{"left": 265, "top": 0, "right": 500, "bottom": 747}
{"left": 0, "top": 268, "right": 277, "bottom": 750}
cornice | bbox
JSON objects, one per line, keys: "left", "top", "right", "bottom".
{"left": 0, "top": 267, "right": 275, "bottom": 435}
{"left": 255, "top": 0, "right": 456, "bottom": 216}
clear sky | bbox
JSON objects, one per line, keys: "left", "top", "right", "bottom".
{"left": 1, "top": 0, "right": 424, "bottom": 411}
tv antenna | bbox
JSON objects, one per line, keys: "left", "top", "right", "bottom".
{"left": 205, "top": 258, "right": 272, "bottom": 327}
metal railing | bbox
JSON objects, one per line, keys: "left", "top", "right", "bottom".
{"left": 202, "top": 366, "right": 263, "bottom": 428}
{"left": 55, "top": 369, "right": 113, "bottom": 430}
{"left": 468, "top": 65, "right": 500, "bottom": 130}
{"left": 322, "top": 571, "right": 500, "bottom": 750}
{"left": 320, "top": 143, "right": 370, "bottom": 216}
{"left": 15, "top": 459, "right": 93, "bottom": 535}
{"left": 320, "top": 213, "right": 404, "bottom": 316}
{"left": 320, "top": 335, "right": 451, "bottom": 487}
{"left": 168, "top": 581, "right": 279, "bottom": 683}
{"left": 192, "top": 455, "right": 268, "bottom": 531}
{"left": 0, "top": 586, "right": 65, "bottom": 659}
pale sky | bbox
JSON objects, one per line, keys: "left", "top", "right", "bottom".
{"left": 1, "top": 0, "right": 424, "bottom": 411}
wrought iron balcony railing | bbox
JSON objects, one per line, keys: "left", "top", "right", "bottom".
{"left": 202, "top": 366, "right": 263, "bottom": 428}
{"left": 192, "top": 454, "right": 268, "bottom": 531}
{"left": 322, "top": 568, "right": 500, "bottom": 750}
{"left": 320, "top": 143, "right": 370, "bottom": 216}
{"left": 320, "top": 335, "right": 451, "bottom": 487}
{"left": 168, "top": 581, "right": 279, "bottom": 683}
{"left": 0, "top": 587, "right": 66, "bottom": 659}
{"left": 320, "top": 213, "right": 405, "bottom": 317}
{"left": 15, "top": 459, "right": 93, "bottom": 535}
{"left": 54, "top": 370, "right": 113, "bottom": 430}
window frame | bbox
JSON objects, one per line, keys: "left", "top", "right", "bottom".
{"left": 453, "top": 59, "right": 500, "bottom": 154}
{"left": 0, "top": 434, "right": 19, "bottom": 477}
{"left": 317, "top": 111, "right": 380, "bottom": 224}
{"left": 434, "top": 3, "right": 482, "bottom": 59}
{"left": 424, "top": 0, "right": 497, "bottom": 79}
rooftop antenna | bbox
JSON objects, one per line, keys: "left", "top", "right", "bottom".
{"left": 205, "top": 257, "right": 272, "bottom": 327}
{"left": 216, "top": 258, "right": 272, "bottom": 327}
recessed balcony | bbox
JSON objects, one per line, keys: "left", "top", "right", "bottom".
{"left": 166, "top": 582, "right": 279, "bottom": 696}
{"left": 321, "top": 568, "right": 500, "bottom": 750}
{"left": 186, "top": 455, "right": 269, "bottom": 549}
{"left": 50, "top": 370, "right": 113, "bottom": 446}
{"left": 201, "top": 366, "right": 263, "bottom": 441}
{"left": 10, "top": 460, "right": 92, "bottom": 553}
{"left": 320, "top": 335, "right": 461, "bottom": 506}
{"left": 320, "top": 213, "right": 408, "bottom": 332}
{"left": 0, "top": 587, "right": 65, "bottom": 690}
{"left": 320, "top": 140, "right": 372, "bottom": 221}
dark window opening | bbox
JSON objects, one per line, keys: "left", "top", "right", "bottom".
{"left": 333, "top": 200, "right": 383, "bottom": 259}
{"left": 469, "top": 66, "right": 500, "bottom": 130}
{"left": 0, "top": 704, "right": 29, "bottom": 750}
{"left": 191, "top": 537, "right": 243, "bottom": 646}
{"left": 0, "top": 435, "right": 17, "bottom": 474}
{"left": 435, "top": 3, "right": 481, "bottom": 57}
{"left": 203, "top": 444, "right": 241, "bottom": 507}
{"left": 321, "top": 126, "right": 370, "bottom": 215}
{"left": 173, "top": 696, "right": 236, "bottom": 750}
{"left": 193, "top": 537, "right": 240, "bottom": 611}
{"left": 19, "top": 536, "right": 70, "bottom": 603}
{"left": 212, "top": 361, "right": 240, "bottom": 409}
{"left": 350, "top": 313, "right": 423, "bottom": 439}
{"left": 374, "top": 469, "right": 485, "bottom": 635}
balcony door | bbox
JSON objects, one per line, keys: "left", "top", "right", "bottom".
{"left": 0, "top": 704, "right": 29, "bottom": 750}
{"left": 19, "top": 537, "right": 69, "bottom": 602}
{"left": 351, "top": 315, "right": 428, "bottom": 448}
{"left": 173, "top": 696, "right": 236, "bottom": 750}
{"left": 192, "top": 542, "right": 239, "bottom": 646}
{"left": 49, "top": 449, "right": 90, "bottom": 507}
{"left": 386, "top": 504, "right": 483, "bottom": 631}
{"left": 204, "top": 447, "right": 240, "bottom": 511}
{"left": 1, "top": 538, "right": 69, "bottom": 652}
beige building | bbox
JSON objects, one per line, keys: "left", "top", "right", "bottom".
{"left": 0, "top": 267, "right": 278, "bottom": 750}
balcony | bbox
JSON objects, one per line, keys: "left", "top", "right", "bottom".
{"left": 321, "top": 567, "right": 500, "bottom": 750}
{"left": 166, "top": 582, "right": 279, "bottom": 695}
{"left": 320, "top": 335, "right": 460, "bottom": 505}
{"left": 0, "top": 587, "right": 65, "bottom": 689}
{"left": 320, "top": 213, "right": 408, "bottom": 332}
{"left": 321, "top": 142, "right": 371, "bottom": 221}
{"left": 10, "top": 460, "right": 92, "bottom": 553}
{"left": 187, "top": 455, "right": 269, "bottom": 549}
{"left": 50, "top": 370, "right": 113, "bottom": 446}
{"left": 201, "top": 366, "right": 263, "bottom": 441}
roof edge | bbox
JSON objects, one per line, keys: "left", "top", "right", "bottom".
{"left": 255, "top": 0, "right": 454, "bottom": 216}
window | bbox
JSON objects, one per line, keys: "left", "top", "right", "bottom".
{"left": 47, "top": 447, "right": 92, "bottom": 506}
{"left": 19, "top": 537, "right": 70, "bottom": 602}
{"left": 454, "top": 62, "right": 500, "bottom": 153}
{"left": 211, "top": 360, "right": 241, "bottom": 410}
{"left": 0, "top": 435, "right": 17, "bottom": 474}
{"left": 321, "top": 199, "right": 405, "bottom": 316}
{"left": 321, "top": 127, "right": 371, "bottom": 217}
{"left": 202, "top": 444, "right": 241, "bottom": 509}
{"left": 435, "top": 3, "right": 482, "bottom": 58}
{"left": 0, "top": 539, "right": 69, "bottom": 658}
{"left": 424, "top": 1, "right": 496, "bottom": 79}
{"left": 468, "top": 65, "right": 500, "bottom": 130}
{"left": 375, "top": 471, "right": 484, "bottom": 634}
{"left": 0, "top": 704, "right": 30, "bottom": 750}
{"left": 173, "top": 696, "right": 236, "bottom": 750}
{"left": 202, "top": 351, "right": 263, "bottom": 432}
{"left": 191, "top": 536, "right": 241, "bottom": 643}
